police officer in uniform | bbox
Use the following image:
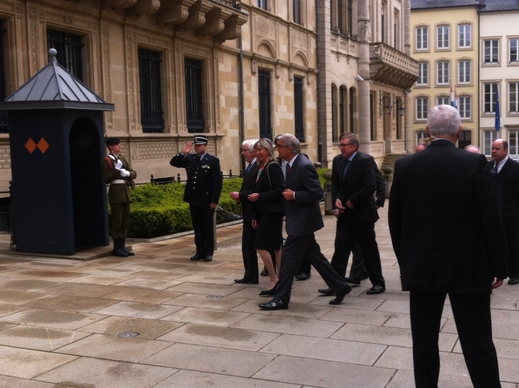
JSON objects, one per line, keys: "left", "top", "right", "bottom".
{"left": 170, "top": 135, "right": 223, "bottom": 262}
{"left": 101, "top": 137, "right": 137, "bottom": 257}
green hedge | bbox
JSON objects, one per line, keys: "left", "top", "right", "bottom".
{"left": 317, "top": 168, "right": 331, "bottom": 189}
{"left": 122, "top": 178, "right": 243, "bottom": 238}
{"left": 120, "top": 170, "right": 328, "bottom": 238}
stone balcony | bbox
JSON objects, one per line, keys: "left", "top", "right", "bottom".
{"left": 369, "top": 43, "right": 418, "bottom": 89}
{"left": 104, "top": 0, "right": 248, "bottom": 41}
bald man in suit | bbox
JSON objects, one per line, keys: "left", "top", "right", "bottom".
{"left": 389, "top": 104, "right": 507, "bottom": 388}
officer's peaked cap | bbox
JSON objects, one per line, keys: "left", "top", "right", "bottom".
{"left": 193, "top": 135, "right": 208, "bottom": 145}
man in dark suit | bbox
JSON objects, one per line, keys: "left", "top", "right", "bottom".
{"left": 489, "top": 139, "right": 519, "bottom": 285}
{"left": 101, "top": 137, "right": 137, "bottom": 257}
{"left": 230, "top": 139, "right": 259, "bottom": 284}
{"left": 259, "top": 134, "right": 351, "bottom": 310}
{"left": 170, "top": 135, "right": 222, "bottom": 262}
{"left": 389, "top": 104, "right": 507, "bottom": 388}
{"left": 346, "top": 155, "right": 386, "bottom": 285}
{"left": 323, "top": 133, "right": 385, "bottom": 295}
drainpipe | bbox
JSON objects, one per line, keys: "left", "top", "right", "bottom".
{"left": 238, "top": 35, "right": 245, "bottom": 171}
{"left": 316, "top": 2, "right": 322, "bottom": 164}
{"left": 476, "top": 2, "right": 482, "bottom": 150}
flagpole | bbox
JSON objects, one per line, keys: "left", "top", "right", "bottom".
{"left": 495, "top": 82, "right": 500, "bottom": 132}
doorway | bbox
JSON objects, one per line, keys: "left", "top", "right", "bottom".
{"left": 69, "top": 117, "right": 108, "bottom": 250}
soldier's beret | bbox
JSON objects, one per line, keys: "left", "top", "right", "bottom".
{"left": 106, "top": 137, "right": 121, "bottom": 146}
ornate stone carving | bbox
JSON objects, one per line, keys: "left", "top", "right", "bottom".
{"left": 176, "top": 0, "right": 210, "bottom": 29}
{"left": 28, "top": 5, "right": 39, "bottom": 75}
{"left": 134, "top": 141, "right": 176, "bottom": 159}
{"left": 360, "top": 20, "right": 371, "bottom": 43}
{"left": 101, "top": 23, "right": 114, "bottom": 132}
{"left": 128, "top": 0, "right": 161, "bottom": 16}
{"left": 255, "top": 14, "right": 275, "bottom": 39}
{"left": 158, "top": 0, "right": 195, "bottom": 24}
{"left": 197, "top": 8, "right": 225, "bottom": 36}
{"left": 105, "top": 0, "right": 138, "bottom": 8}
{"left": 291, "top": 28, "right": 307, "bottom": 49}
{"left": 125, "top": 29, "right": 137, "bottom": 132}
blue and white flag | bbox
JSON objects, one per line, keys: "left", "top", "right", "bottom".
{"left": 495, "top": 84, "right": 500, "bottom": 131}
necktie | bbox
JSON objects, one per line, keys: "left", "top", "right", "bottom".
{"left": 493, "top": 162, "right": 498, "bottom": 173}
{"left": 246, "top": 163, "right": 252, "bottom": 173}
{"left": 286, "top": 163, "right": 291, "bottom": 177}
{"left": 343, "top": 160, "right": 351, "bottom": 179}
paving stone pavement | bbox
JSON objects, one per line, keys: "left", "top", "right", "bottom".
{"left": 0, "top": 207, "right": 518, "bottom": 387}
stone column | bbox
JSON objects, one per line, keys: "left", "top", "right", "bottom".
{"left": 317, "top": 0, "right": 333, "bottom": 167}
{"left": 357, "top": 0, "right": 372, "bottom": 151}
{"left": 404, "top": 89, "right": 413, "bottom": 153}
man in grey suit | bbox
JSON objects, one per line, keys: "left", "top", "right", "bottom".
{"left": 389, "top": 104, "right": 507, "bottom": 388}
{"left": 259, "top": 134, "right": 351, "bottom": 310}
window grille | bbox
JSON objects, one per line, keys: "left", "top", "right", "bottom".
{"left": 258, "top": 69, "right": 272, "bottom": 139}
{"left": 47, "top": 29, "right": 84, "bottom": 81}
{"left": 185, "top": 58, "right": 205, "bottom": 133}
{"left": 294, "top": 77, "right": 304, "bottom": 142}
{"left": 139, "top": 49, "right": 165, "bottom": 133}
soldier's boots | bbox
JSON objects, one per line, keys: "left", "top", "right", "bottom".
{"left": 121, "top": 238, "right": 135, "bottom": 256}
{"left": 113, "top": 238, "right": 128, "bottom": 257}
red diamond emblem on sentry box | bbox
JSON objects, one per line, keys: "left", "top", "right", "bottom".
{"left": 25, "top": 133, "right": 50, "bottom": 161}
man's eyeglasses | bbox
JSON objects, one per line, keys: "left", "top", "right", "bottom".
{"left": 275, "top": 145, "right": 289, "bottom": 148}
{"left": 339, "top": 143, "right": 353, "bottom": 148}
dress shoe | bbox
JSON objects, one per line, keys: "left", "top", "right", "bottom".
{"left": 329, "top": 284, "right": 352, "bottom": 305}
{"left": 366, "top": 285, "right": 386, "bottom": 295}
{"left": 318, "top": 287, "right": 334, "bottom": 296}
{"left": 190, "top": 254, "right": 203, "bottom": 261}
{"left": 260, "top": 268, "right": 269, "bottom": 276}
{"left": 345, "top": 276, "right": 361, "bottom": 286}
{"left": 259, "top": 300, "right": 288, "bottom": 310}
{"left": 235, "top": 278, "right": 254, "bottom": 284}
{"left": 295, "top": 272, "right": 311, "bottom": 281}
{"left": 508, "top": 278, "right": 519, "bottom": 285}
{"left": 204, "top": 255, "right": 213, "bottom": 262}
{"left": 259, "top": 288, "right": 276, "bottom": 296}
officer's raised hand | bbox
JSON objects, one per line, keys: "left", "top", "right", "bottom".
{"left": 182, "top": 142, "right": 193, "bottom": 155}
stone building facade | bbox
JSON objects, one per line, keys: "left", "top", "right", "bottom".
{"left": 410, "top": 0, "right": 479, "bottom": 151}
{"left": 319, "top": 0, "right": 418, "bottom": 169}
{"left": 0, "top": 0, "right": 319, "bottom": 193}
{"left": 0, "top": 0, "right": 416, "bottom": 195}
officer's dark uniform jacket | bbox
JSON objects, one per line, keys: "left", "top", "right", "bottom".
{"left": 170, "top": 152, "right": 222, "bottom": 205}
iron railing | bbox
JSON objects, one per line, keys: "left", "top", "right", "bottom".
{"left": 150, "top": 169, "right": 242, "bottom": 185}
{"left": 212, "top": 0, "right": 242, "bottom": 10}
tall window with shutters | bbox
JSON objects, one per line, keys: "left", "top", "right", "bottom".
{"left": 185, "top": 58, "right": 205, "bottom": 133}
{"left": 47, "top": 29, "right": 84, "bottom": 81}
{"left": 257, "top": 0, "right": 268, "bottom": 10}
{"left": 139, "top": 49, "right": 164, "bottom": 133}
{"left": 258, "top": 69, "right": 272, "bottom": 139}
{"left": 294, "top": 76, "right": 305, "bottom": 142}
{"left": 293, "top": 0, "right": 301, "bottom": 25}
{"left": 510, "top": 82, "right": 519, "bottom": 113}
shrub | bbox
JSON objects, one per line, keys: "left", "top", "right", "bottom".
{"left": 124, "top": 178, "right": 244, "bottom": 238}
{"left": 121, "top": 171, "right": 328, "bottom": 238}
{"left": 317, "top": 168, "right": 331, "bottom": 188}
